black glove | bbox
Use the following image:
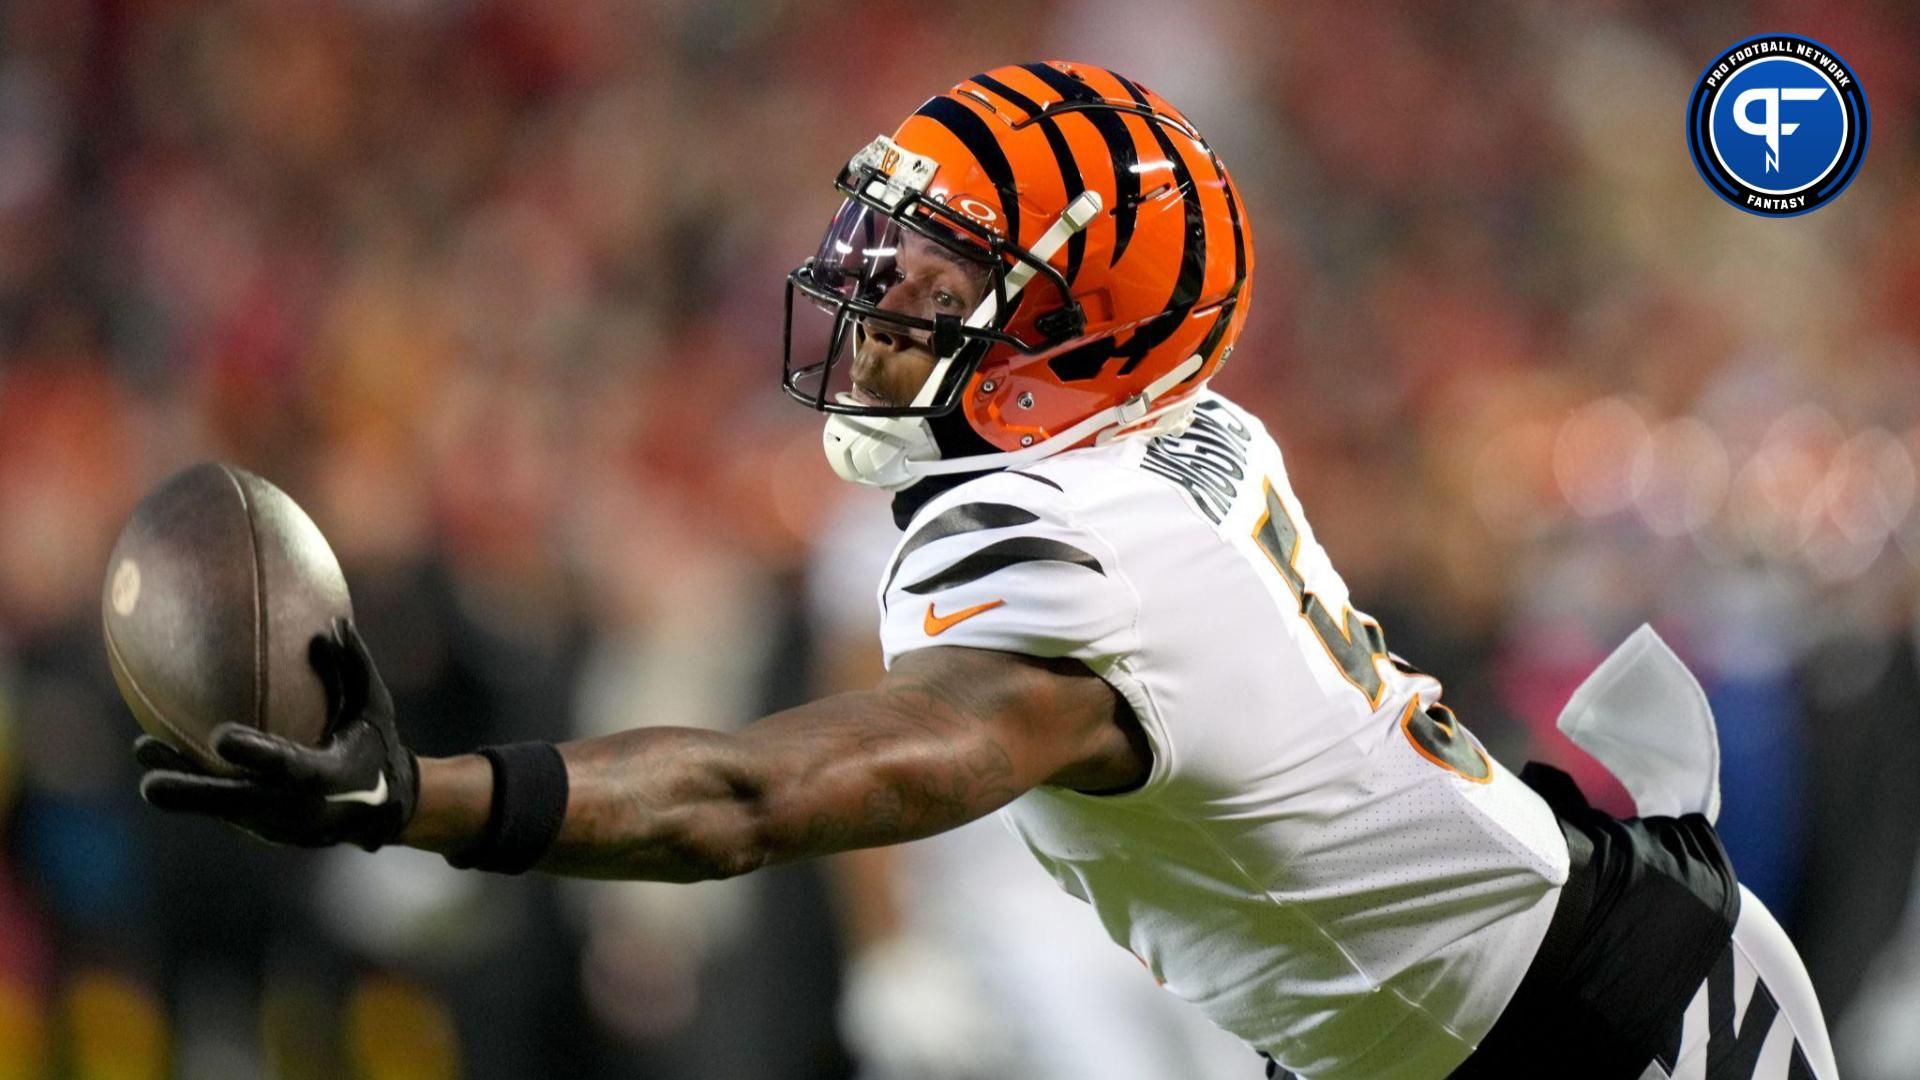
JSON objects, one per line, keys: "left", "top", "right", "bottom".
{"left": 137, "top": 618, "right": 419, "bottom": 852}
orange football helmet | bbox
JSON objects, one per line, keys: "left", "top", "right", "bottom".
{"left": 785, "top": 61, "right": 1253, "bottom": 489}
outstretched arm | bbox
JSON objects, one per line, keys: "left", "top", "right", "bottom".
{"left": 136, "top": 622, "right": 1147, "bottom": 875}
{"left": 179, "top": 634, "right": 1143, "bottom": 881}
{"left": 405, "top": 644, "right": 1141, "bottom": 880}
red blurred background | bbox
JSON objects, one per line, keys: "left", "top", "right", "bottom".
{"left": 2, "top": 1, "right": 1918, "bottom": 1077}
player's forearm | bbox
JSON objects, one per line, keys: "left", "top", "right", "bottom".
{"left": 549, "top": 726, "right": 792, "bottom": 881}
{"left": 403, "top": 727, "right": 780, "bottom": 882}
{"left": 401, "top": 679, "right": 1030, "bottom": 881}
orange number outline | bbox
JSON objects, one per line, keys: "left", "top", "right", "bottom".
{"left": 1250, "top": 478, "right": 1491, "bottom": 782}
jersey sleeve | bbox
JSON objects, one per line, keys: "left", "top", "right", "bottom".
{"left": 877, "top": 474, "right": 1140, "bottom": 670}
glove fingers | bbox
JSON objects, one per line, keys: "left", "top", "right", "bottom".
{"left": 332, "top": 618, "right": 372, "bottom": 718}
{"left": 133, "top": 735, "right": 199, "bottom": 773}
{"left": 139, "top": 770, "right": 282, "bottom": 817}
{"left": 308, "top": 632, "right": 348, "bottom": 734}
{"left": 212, "top": 724, "right": 320, "bottom": 783}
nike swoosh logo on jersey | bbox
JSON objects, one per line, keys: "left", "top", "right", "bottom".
{"left": 924, "top": 599, "right": 1005, "bottom": 636}
{"left": 324, "top": 773, "right": 389, "bottom": 807}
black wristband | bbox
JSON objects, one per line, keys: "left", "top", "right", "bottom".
{"left": 445, "top": 742, "right": 569, "bottom": 875}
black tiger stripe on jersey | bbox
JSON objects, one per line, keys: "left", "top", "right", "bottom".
{"left": 1019, "top": 63, "right": 1142, "bottom": 263}
{"left": 1006, "top": 470, "right": 1064, "bottom": 492}
{"left": 883, "top": 502, "right": 1041, "bottom": 604}
{"left": 900, "top": 536, "right": 1104, "bottom": 595}
{"left": 913, "top": 96, "right": 1022, "bottom": 252}
{"left": 968, "top": 72, "right": 1089, "bottom": 288}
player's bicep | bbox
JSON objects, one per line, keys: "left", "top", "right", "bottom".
{"left": 739, "top": 646, "right": 1118, "bottom": 859}
{"left": 874, "top": 645, "right": 1133, "bottom": 794}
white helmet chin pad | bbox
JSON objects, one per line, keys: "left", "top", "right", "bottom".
{"left": 822, "top": 413, "right": 938, "bottom": 491}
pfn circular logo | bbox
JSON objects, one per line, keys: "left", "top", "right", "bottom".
{"left": 1687, "top": 35, "right": 1868, "bottom": 217}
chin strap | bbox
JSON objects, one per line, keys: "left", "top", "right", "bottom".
{"left": 906, "top": 354, "right": 1205, "bottom": 476}
{"left": 822, "top": 353, "right": 1207, "bottom": 489}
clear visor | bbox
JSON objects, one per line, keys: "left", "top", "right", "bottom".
{"left": 786, "top": 198, "right": 999, "bottom": 414}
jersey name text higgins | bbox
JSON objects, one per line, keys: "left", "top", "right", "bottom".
{"left": 1140, "top": 400, "right": 1254, "bottom": 524}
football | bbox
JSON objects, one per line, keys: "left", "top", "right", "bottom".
{"left": 102, "top": 462, "right": 353, "bottom": 773}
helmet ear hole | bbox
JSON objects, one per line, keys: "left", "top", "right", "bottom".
{"left": 1076, "top": 289, "right": 1115, "bottom": 325}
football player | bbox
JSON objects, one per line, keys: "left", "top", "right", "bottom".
{"left": 136, "top": 62, "right": 1837, "bottom": 1079}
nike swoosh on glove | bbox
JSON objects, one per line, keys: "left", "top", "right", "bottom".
{"left": 136, "top": 618, "right": 419, "bottom": 852}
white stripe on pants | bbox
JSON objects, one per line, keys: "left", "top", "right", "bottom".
{"left": 1643, "top": 885, "right": 1838, "bottom": 1080}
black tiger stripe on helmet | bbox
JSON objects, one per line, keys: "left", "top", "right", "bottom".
{"left": 789, "top": 60, "right": 1256, "bottom": 470}
{"left": 1016, "top": 62, "right": 1146, "bottom": 266}
{"left": 911, "top": 95, "right": 1024, "bottom": 253}
{"left": 964, "top": 72, "right": 1091, "bottom": 289}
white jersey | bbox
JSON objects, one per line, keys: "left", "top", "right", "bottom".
{"left": 876, "top": 392, "right": 1570, "bottom": 1080}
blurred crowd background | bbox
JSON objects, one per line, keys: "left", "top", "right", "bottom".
{"left": 2, "top": 0, "right": 1918, "bottom": 1077}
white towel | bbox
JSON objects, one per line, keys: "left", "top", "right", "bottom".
{"left": 1555, "top": 625, "right": 1723, "bottom": 823}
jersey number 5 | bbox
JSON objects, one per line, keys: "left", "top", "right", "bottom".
{"left": 1251, "top": 480, "right": 1491, "bottom": 782}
